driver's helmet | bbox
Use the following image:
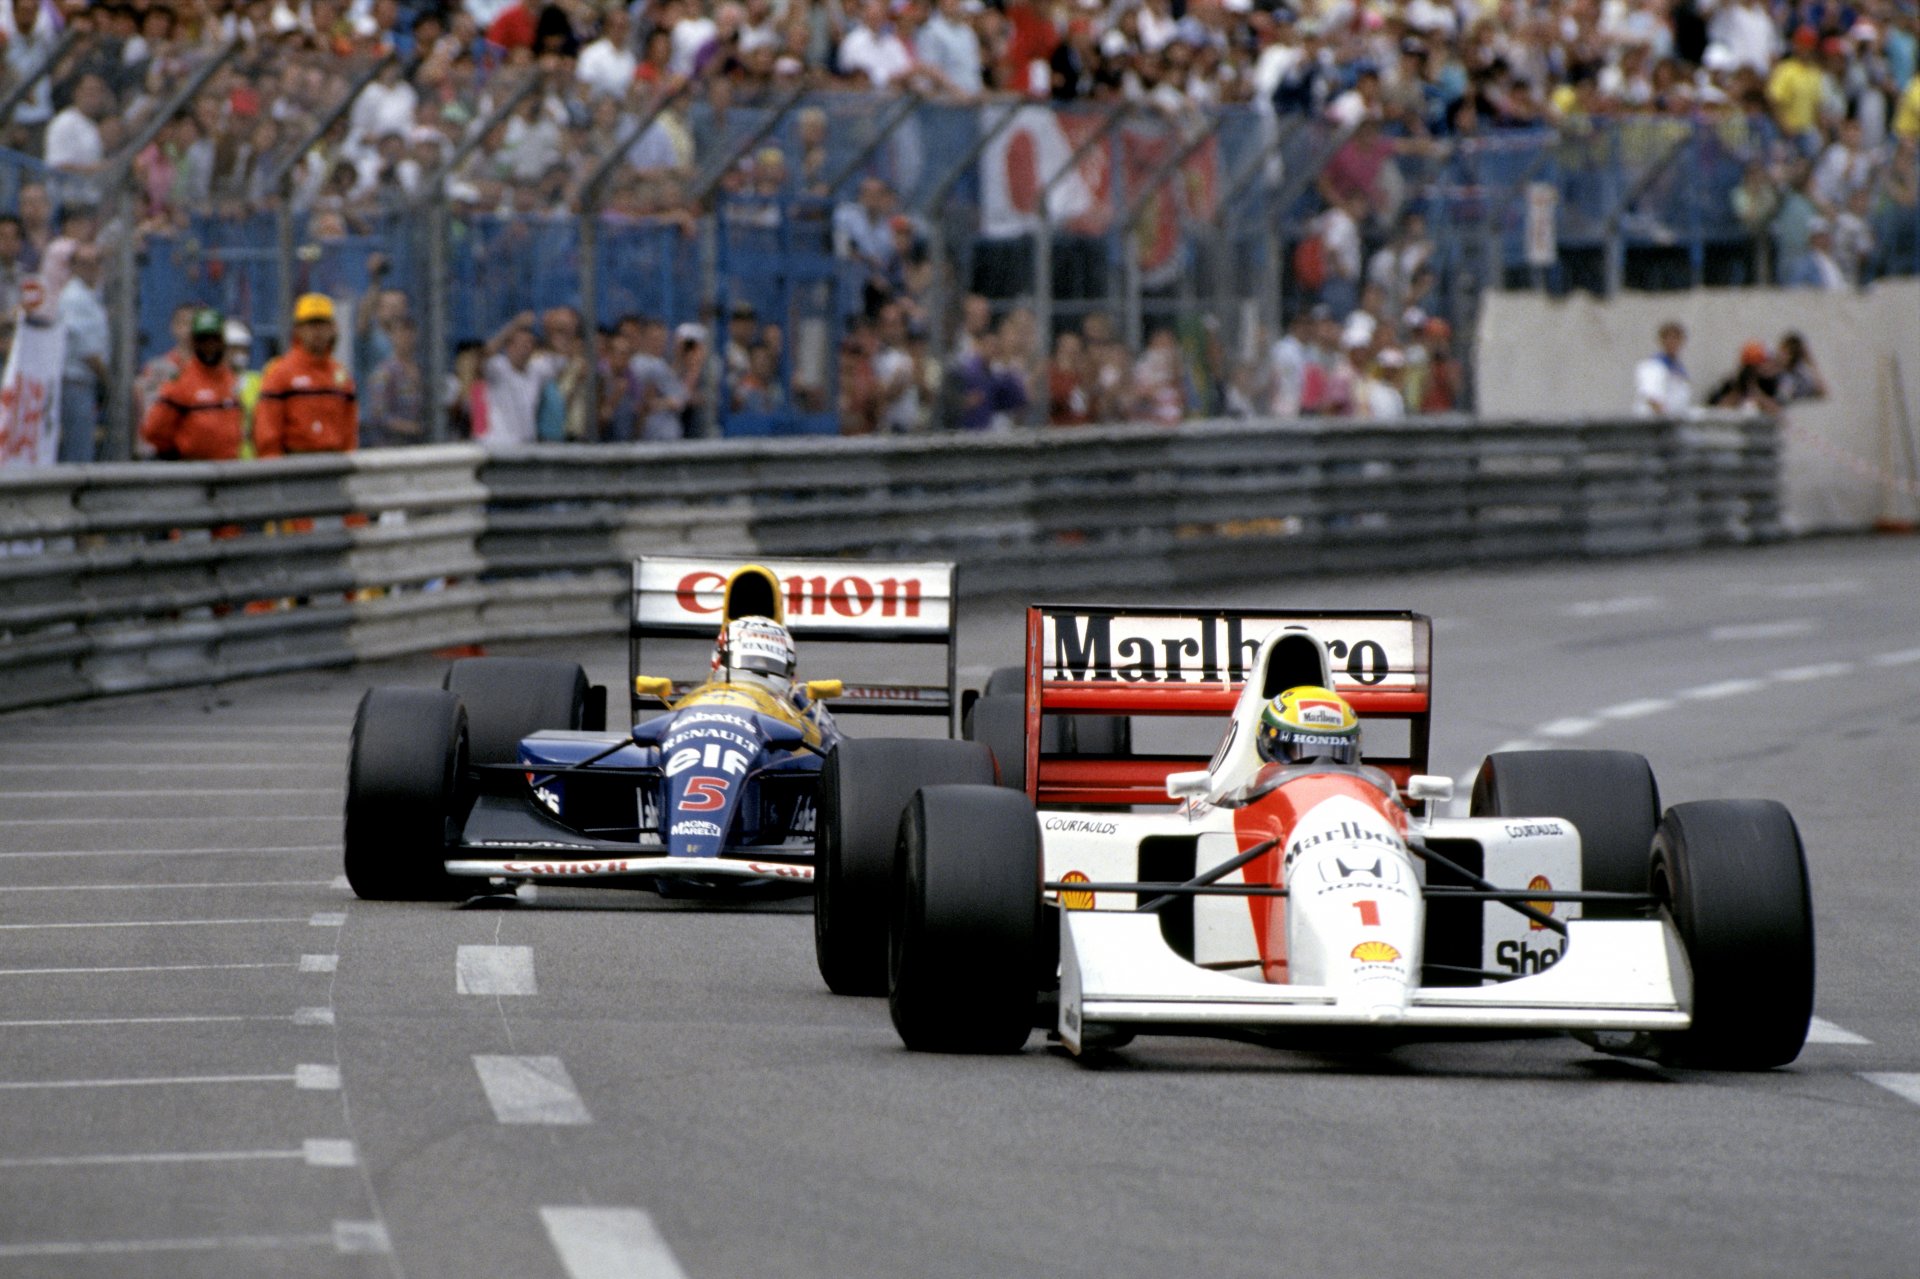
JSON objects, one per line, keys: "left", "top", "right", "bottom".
{"left": 712, "top": 615, "right": 797, "bottom": 694}
{"left": 1256, "top": 685, "right": 1360, "bottom": 766}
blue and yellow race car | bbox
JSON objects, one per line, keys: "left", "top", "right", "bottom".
{"left": 341, "top": 556, "right": 991, "bottom": 967}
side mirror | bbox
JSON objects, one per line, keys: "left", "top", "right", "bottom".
{"left": 1406, "top": 774, "right": 1454, "bottom": 803}
{"left": 804, "top": 679, "right": 843, "bottom": 701}
{"left": 1165, "top": 769, "right": 1212, "bottom": 801}
{"left": 633, "top": 676, "right": 674, "bottom": 703}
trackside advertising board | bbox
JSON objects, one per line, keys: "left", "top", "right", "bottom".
{"left": 633, "top": 556, "right": 954, "bottom": 640}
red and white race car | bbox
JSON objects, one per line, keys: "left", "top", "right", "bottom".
{"left": 851, "top": 604, "right": 1814, "bottom": 1070}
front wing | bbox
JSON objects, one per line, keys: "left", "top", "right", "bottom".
{"left": 1058, "top": 912, "right": 1691, "bottom": 1054}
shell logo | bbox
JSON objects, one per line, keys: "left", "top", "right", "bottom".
{"left": 1059, "top": 870, "right": 1094, "bottom": 911}
{"left": 1350, "top": 940, "right": 1402, "bottom": 964}
{"left": 1527, "top": 875, "right": 1553, "bottom": 931}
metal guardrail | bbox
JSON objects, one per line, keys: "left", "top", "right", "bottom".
{"left": 0, "top": 416, "right": 1780, "bottom": 711}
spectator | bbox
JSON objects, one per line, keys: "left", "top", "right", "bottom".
{"left": 45, "top": 74, "right": 113, "bottom": 206}
{"left": 948, "top": 323, "right": 1027, "bottom": 430}
{"left": 354, "top": 262, "right": 409, "bottom": 377}
{"left": 57, "top": 243, "right": 110, "bottom": 464}
{"left": 1131, "top": 325, "right": 1189, "bottom": 425}
{"left": 1775, "top": 331, "right": 1828, "bottom": 403}
{"left": 256, "top": 293, "right": 359, "bottom": 457}
{"left": 839, "top": 0, "right": 915, "bottom": 90}
{"left": 135, "top": 304, "right": 200, "bottom": 431}
{"left": 577, "top": 9, "right": 637, "bottom": 98}
{"left": 1047, "top": 329, "right": 1093, "bottom": 425}
{"left": 40, "top": 205, "right": 98, "bottom": 320}
{"left": 838, "top": 322, "right": 881, "bottom": 434}
{"left": 1406, "top": 317, "right": 1462, "bottom": 413}
{"left": 918, "top": 0, "right": 984, "bottom": 98}
{"left": 1268, "top": 309, "right": 1313, "bottom": 418}
{"left": 1632, "top": 320, "right": 1692, "bottom": 417}
{"left": 479, "top": 312, "right": 559, "bottom": 448}
{"left": 540, "top": 305, "right": 591, "bottom": 441}
{"left": 2, "top": 0, "right": 59, "bottom": 130}
{"left": 1785, "top": 218, "right": 1849, "bottom": 288}
{"left": 0, "top": 215, "right": 27, "bottom": 320}
{"left": 873, "top": 302, "right": 920, "bottom": 432}
{"left": 141, "top": 309, "right": 245, "bottom": 461}
{"left": 627, "top": 317, "right": 688, "bottom": 442}
{"left": 16, "top": 182, "right": 51, "bottom": 269}
{"left": 1707, "top": 340, "right": 1781, "bottom": 413}
{"left": 1354, "top": 346, "right": 1407, "bottom": 418}
{"left": 362, "top": 315, "right": 426, "bottom": 447}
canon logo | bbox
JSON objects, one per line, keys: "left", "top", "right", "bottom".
{"left": 674, "top": 571, "right": 924, "bottom": 619}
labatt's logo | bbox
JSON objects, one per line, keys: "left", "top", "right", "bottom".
{"left": 676, "top": 571, "right": 924, "bottom": 619}
{"left": 1049, "top": 613, "right": 1394, "bottom": 685}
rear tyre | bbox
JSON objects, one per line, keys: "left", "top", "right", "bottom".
{"left": 814, "top": 738, "right": 993, "bottom": 996}
{"left": 443, "top": 657, "right": 589, "bottom": 766}
{"left": 975, "top": 666, "right": 1131, "bottom": 770}
{"left": 1649, "top": 800, "right": 1814, "bottom": 1070}
{"left": 890, "top": 784, "right": 1041, "bottom": 1053}
{"left": 1470, "top": 749, "right": 1660, "bottom": 916}
{"left": 963, "top": 693, "right": 1030, "bottom": 791}
{"left": 343, "top": 688, "right": 469, "bottom": 901}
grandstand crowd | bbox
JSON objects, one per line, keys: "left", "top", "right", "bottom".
{"left": 3, "top": 0, "right": 1916, "bottom": 450}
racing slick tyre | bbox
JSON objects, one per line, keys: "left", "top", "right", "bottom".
{"left": 1470, "top": 749, "right": 1660, "bottom": 917}
{"left": 1648, "top": 800, "right": 1813, "bottom": 1070}
{"left": 890, "top": 784, "right": 1041, "bottom": 1054}
{"left": 443, "top": 658, "right": 590, "bottom": 768}
{"left": 344, "top": 687, "right": 470, "bottom": 901}
{"left": 815, "top": 738, "right": 994, "bottom": 996}
{"left": 964, "top": 694, "right": 1030, "bottom": 791}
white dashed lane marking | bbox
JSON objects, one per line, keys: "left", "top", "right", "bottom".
{"left": 1536, "top": 718, "right": 1599, "bottom": 738}
{"left": 1807, "top": 1018, "right": 1872, "bottom": 1045}
{"left": 300, "top": 954, "right": 339, "bottom": 972}
{"left": 0, "top": 880, "right": 335, "bottom": 892}
{"left": 0, "top": 789, "right": 334, "bottom": 799}
{"left": 0, "top": 1223, "right": 389, "bottom": 1258}
{"left": 457, "top": 945, "right": 537, "bottom": 995}
{"left": 1708, "top": 620, "right": 1817, "bottom": 641}
{"left": 0, "top": 962, "right": 300, "bottom": 977}
{"left": 1861, "top": 1074, "right": 1920, "bottom": 1108}
{"left": 1773, "top": 662, "right": 1854, "bottom": 682}
{"left": 1870, "top": 647, "right": 1920, "bottom": 667}
{"left": 0, "top": 1067, "right": 338, "bottom": 1091}
{"left": 541, "top": 1207, "right": 690, "bottom": 1279}
{"left": 0, "top": 918, "right": 309, "bottom": 932}
{"left": 474, "top": 1055, "right": 592, "bottom": 1125}
{"left": 0, "top": 1014, "right": 323, "bottom": 1028}
{"left": 1566, "top": 596, "right": 1663, "bottom": 618}
{"left": 1681, "top": 678, "right": 1768, "bottom": 700}
{"left": 0, "top": 1140, "right": 358, "bottom": 1169}
{"left": 1598, "top": 698, "right": 1673, "bottom": 720}
{"left": 0, "top": 846, "right": 335, "bottom": 860}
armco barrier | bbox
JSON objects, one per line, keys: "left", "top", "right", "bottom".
{"left": 0, "top": 416, "right": 1779, "bottom": 712}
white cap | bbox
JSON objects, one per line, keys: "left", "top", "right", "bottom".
{"left": 675, "top": 322, "right": 709, "bottom": 345}
{"left": 223, "top": 319, "right": 251, "bottom": 346}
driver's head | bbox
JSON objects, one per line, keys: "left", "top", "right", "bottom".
{"left": 1256, "top": 685, "right": 1360, "bottom": 766}
{"left": 712, "top": 615, "right": 797, "bottom": 695}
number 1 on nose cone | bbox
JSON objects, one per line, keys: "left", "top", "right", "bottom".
{"left": 1353, "top": 899, "right": 1380, "bottom": 927}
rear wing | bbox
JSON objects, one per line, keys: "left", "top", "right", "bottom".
{"left": 630, "top": 557, "right": 958, "bottom": 728}
{"left": 1025, "top": 605, "right": 1432, "bottom": 805}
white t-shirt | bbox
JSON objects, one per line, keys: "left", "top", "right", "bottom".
{"left": 483, "top": 351, "right": 560, "bottom": 447}
{"left": 838, "top": 25, "right": 915, "bottom": 88}
{"left": 43, "top": 107, "right": 103, "bottom": 171}
{"left": 350, "top": 80, "right": 418, "bottom": 152}
{"left": 577, "top": 38, "right": 638, "bottom": 98}
{"left": 1632, "top": 354, "right": 1692, "bottom": 417}
{"left": 670, "top": 16, "right": 717, "bottom": 76}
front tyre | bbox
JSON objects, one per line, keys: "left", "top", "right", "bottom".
{"left": 890, "top": 784, "right": 1041, "bottom": 1053}
{"left": 1471, "top": 749, "right": 1660, "bottom": 916}
{"left": 443, "top": 657, "right": 589, "bottom": 766}
{"left": 814, "top": 738, "right": 993, "bottom": 996}
{"left": 343, "top": 687, "right": 469, "bottom": 901}
{"left": 1650, "top": 799, "right": 1814, "bottom": 1070}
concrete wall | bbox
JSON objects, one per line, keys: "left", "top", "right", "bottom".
{"left": 1476, "top": 281, "right": 1920, "bottom": 532}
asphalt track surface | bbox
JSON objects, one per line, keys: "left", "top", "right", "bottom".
{"left": 2, "top": 536, "right": 1918, "bottom": 1278}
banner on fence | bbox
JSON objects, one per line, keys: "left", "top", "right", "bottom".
{"left": 980, "top": 106, "right": 1218, "bottom": 284}
{"left": 0, "top": 307, "right": 64, "bottom": 471}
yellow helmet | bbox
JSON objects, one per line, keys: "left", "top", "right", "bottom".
{"left": 1257, "top": 685, "right": 1360, "bottom": 765}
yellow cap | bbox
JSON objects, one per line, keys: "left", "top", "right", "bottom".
{"left": 293, "top": 293, "right": 335, "bottom": 323}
